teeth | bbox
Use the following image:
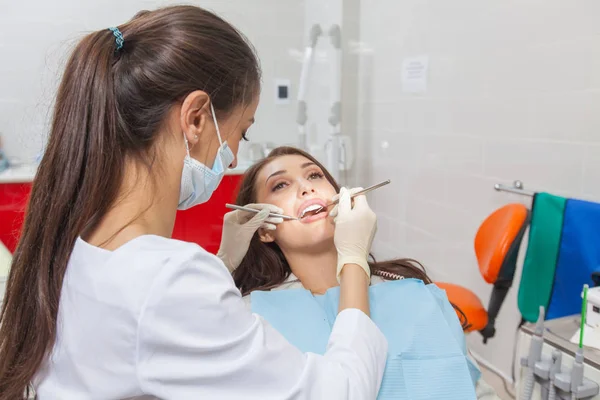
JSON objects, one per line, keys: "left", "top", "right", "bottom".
{"left": 300, "top": 204, "right": 324, "bottom": 218}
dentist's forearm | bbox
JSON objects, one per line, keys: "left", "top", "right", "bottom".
{"left": 338, "top": 264, "right": 370, "bottom": 316}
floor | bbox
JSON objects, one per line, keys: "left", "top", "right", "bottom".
{"left": 480, "top": 365, "right": 517, "bottom": 399}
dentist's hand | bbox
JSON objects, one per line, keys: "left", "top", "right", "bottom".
{"left": 332, "top": 187, "right": 377, "bottom": 281}
{"left": 328, "top": 187, "right": 364, "bottom": 218}
{"left": 217, "top": 203, "right": 284, "bottom": 272}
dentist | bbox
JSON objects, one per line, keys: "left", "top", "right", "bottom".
{"left": 0, "top": 6, "right": 386, "bottom": 400}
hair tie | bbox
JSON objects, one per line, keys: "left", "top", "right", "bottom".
{"left": 108, "top": 27, "right": 124, "bottom": 51}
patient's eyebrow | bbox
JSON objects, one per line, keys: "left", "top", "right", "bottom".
{"left": 266, "top": 170, "right": 286, "bottom": 186}
{"left": 265, "top": 162, "right": 318, "bottom": 186}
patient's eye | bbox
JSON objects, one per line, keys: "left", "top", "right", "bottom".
{"left": 308, "top": 171, "right": 324, "bottom": 180}
{"left": 272, "top": 181, "right": 288, "bottom": 192}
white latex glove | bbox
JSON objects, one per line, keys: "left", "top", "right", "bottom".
{"left": 328, "top": 187, "right": 364, "bottom": 218}
{"left": 217, "top": 203, "right": 284, "bottom": 272}
{"left": 332, "top": 187, "right": 377, "bottom": 281}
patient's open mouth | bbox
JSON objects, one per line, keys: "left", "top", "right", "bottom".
{"left": 299, "top": 204, "right": 326, "bottom": 219}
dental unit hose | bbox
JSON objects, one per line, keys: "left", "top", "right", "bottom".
{"left": 522, "top": 306, "right": 545, "bottom": 400}
{"left": 570, "top": 349, "right": 585, "bottom": 400}
{"left": 548, "top": 350, "right": 561, "bottom": 400}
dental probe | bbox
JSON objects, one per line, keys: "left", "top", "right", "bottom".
{"left": 325, "top": 179, "right": 391, "bottom": 208}
{"left": 224, "top": 204, "right": 299, "bottom": 220}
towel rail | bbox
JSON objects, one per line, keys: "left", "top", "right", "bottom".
{"left": 494, "top": 180, "right": 535, "bottom": 197}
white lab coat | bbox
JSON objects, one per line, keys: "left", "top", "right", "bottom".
{"left": 243, "top": 274, "right": 501, "bottom": 400}
{"left": 34, "top": 236, "right": 387, "bottom": 399}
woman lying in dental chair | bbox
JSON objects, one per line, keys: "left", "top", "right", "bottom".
{"left": 232, "top": 146, "right": 499, "bottom": 399}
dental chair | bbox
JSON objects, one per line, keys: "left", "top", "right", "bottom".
{"left": 436, "top": 204, "right": 530, "bottom": 343}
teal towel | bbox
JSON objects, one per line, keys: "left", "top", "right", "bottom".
{"left": 518, "top": 192, "right": 566, "bottom": 322}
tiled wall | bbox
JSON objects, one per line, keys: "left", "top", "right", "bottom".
{"left": 356, "top": 0, "right": 600, "bottom": 377}
{"left": 0, "top": 0, "right": 304, "bottom": 162}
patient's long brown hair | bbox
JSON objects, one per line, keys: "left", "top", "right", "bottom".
{"left": 233, "top": 147, "right": 470, "bottom": 330}
{"left": 0, "top": 6, "right": 260, "bottom": 399}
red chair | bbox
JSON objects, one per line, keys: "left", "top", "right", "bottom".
{"left": 437, "top": 204, "right": 530, "bottom": 343}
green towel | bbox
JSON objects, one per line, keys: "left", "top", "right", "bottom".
{"left": 518, "top": 192, "right": 566, "bottom": 322}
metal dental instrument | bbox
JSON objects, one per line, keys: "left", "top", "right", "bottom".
{"left": 301, "top": 179, "right": 392, "bottom": 217}
{"left": 225, "top": 204, "right": 299, "bottom": 221}
{"left": 325, "top": 179, "right": 391, "bottom": 209}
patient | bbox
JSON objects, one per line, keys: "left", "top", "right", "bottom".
{"left": 233, "top": 146, "right": 499, "bottom": 399}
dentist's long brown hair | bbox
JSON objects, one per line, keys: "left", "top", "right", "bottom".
{"left": 0, "top": 6, "right": 261, "bottom": 399}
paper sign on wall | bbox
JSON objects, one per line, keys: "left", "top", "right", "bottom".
{"left": 401, "top": 56, "right": 429, "bottom": 93}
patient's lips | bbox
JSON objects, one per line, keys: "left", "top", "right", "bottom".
{"left": 298, "top": 198, "right": 328, "bottom": 223}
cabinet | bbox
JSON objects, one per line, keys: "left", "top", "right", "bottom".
{"left": 0, "top": 183, "right": 30, "bottom": 253}
{"left": 0, "top": 174, "right": 243, "bottom": 254}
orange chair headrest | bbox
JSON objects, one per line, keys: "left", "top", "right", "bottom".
{"left": 475, "top": 204, "right": 529, "bottom": 284}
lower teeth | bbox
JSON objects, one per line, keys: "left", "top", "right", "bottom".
{"left": 303, "top": 211, "right": 321, "bottom": 218}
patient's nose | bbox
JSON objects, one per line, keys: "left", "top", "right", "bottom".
{"left": 299, "top": 182, "right": 316, "bottom": 197}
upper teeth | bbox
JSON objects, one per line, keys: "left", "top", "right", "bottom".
{"left": 301, "top": 204, "right": 323, "bottom": 218}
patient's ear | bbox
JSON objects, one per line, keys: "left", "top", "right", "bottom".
{"left": 258, "top": 228, "right": 276, "bottom": 243}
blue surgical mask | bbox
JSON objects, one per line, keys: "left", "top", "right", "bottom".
{"left": 177, "top": 103, "right": 235, "bottom": 210}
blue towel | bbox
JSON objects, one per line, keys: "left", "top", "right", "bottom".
{"left": 547, "top": 199, "right": 600, "bottom": 319}
{"left": 252, "top": 279, "right": 478, "bottom": 399}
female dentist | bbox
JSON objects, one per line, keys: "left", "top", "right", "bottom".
{"left": 0, "top": 5, "right": 387, "bottom": 400}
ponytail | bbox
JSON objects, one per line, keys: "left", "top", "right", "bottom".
{"left": 0, "top": 29, "right": 123, "bottom": 398}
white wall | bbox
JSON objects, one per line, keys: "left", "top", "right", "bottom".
{"left": 301, "top": 0, "right": 363, "bottom": 187}
{"left": 0, "top": 0, "right": 305, "bottom": 162}
{"left": 357, "top": 0, "right": 600, "bottom": 378}
{"left": 301, "top": 0, "right": 342, "bottom": 165}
